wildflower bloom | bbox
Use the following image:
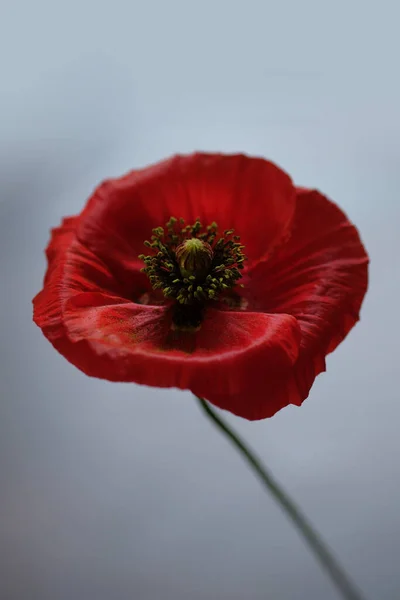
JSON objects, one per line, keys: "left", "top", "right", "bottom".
{"left": 33, "top": 153, "right": 368, "bottom": 420}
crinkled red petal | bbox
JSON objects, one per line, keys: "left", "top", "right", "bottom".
{"left": 58, "top": 293, "right": 301, "bottom": 399}
{"left": 217, "top": 188, "right": 368, "bottom": 418}
{"left": 33, "top": 217, "right": 148, "bottom": 342}
{"left": 76, "top": 153, "right": 296, "bottom": 272}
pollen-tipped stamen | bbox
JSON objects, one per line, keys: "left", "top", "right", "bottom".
{"left": 139, "top": 217, "right": 247, "bottom": 328}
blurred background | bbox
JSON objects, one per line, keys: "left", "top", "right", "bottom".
{"left": 1, "top": 1, "right": 399, "bottom": 599}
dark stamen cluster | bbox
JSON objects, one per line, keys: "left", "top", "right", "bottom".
{"left": 139, "top": 217, "right": 246, "bottom": 327}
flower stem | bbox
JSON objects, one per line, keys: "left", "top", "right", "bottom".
{"left": 195, "top": 396, "right": 366, "bottom": 600}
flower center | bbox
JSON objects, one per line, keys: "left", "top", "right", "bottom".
{"left": 176, "top": 237, "right": 213, "bottom": 280}
{"left": 139, "top": 217, "right": 246, "bottom": 330}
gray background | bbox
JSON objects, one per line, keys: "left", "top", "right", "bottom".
{"left": 1, "top": 1, "right": 399, "bottom": 599}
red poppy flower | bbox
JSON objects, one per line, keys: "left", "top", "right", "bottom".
{"left": 33, "top": 153, "right": 368, "bottom": 420}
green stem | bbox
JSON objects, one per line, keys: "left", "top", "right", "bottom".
{"left": 195, "top": 396, "right": 366, "bottom": 600}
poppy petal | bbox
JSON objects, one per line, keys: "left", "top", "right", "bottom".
{"left": 76, "top": 153, "right": 296, "bottom": 272}
{"left": 202, "top": 373, "right": 301, "bottom": 421}
{"left": 33, "top": 218, "right": 148, "bottom": 342}
{"left": 57, "top": 294, "right": 301, "bottom": 401}
{"left": 232, "top": 188, "right": 369, "bottom": 418}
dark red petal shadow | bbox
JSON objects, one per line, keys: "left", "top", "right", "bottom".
{"left": 76, "top": 153, "right": 296, "bottom": 274}
{"left": 219, "top": 188, "right": 368, "bottom": 418}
